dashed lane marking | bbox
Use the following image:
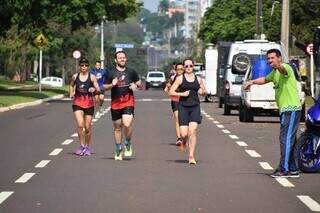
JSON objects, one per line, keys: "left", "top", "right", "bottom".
{"left": 49, "top": 148, "right": 63, "bottom": 156}
{"left": 0, "top": 191, "right": 14, "bottom": 205}
{"left": 92, "top": 119, "right": 98, "bottom": 122}
{"left": 236, "top": 141, "right": 248, "bottom": 147}
{"left": 275, "top": 178, "right": 295, "bottom": 187}
{"left": 205, "top": 115, "right": 211, "bottom": 118}
{"left": 15, "top": 173, "right": 35, "bottom": 183}
{"left": 222, "top": 129, "right": 231, "bottom": 134}
{"left": 229, "top": 135, "right": 239, "bottom": 139}
{"left": 71, "top": 133, "right": 78, "bottom": 137}
{"left": 208, "top": 117, "right": 214, "bottom": 121}
{"left": 62, "top": 139, "right": 73, "bottom": 145}
{"left": 35, "top": 160, "right": 51, "bottom": 168}
{"left": 217, "top": 124, "right": 224, "bottom": 128}
{"left": 297, "top": 196, "right": 320, "bottom": 212}
{"left": 259, "top": 162, "right": 274, "bottom": 170}
{"left": 245, "top": 150, "right": 261, "bottom": 158}
{"left": 213, "top": 121, "right": 220, "bottom": 124}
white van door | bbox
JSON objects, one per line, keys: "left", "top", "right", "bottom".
{"left": 204, "top": 47, "right": 218, "bottom": 95}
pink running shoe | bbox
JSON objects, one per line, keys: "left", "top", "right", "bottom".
{"left": 83, "top": 147, "right": 92, "bottom": 156}
{"left": 75, "top": 146, "right": 85, "bottom": 155}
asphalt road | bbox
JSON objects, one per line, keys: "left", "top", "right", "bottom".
{"left": 0, "top": 90, "right": 319, "bottom": 213}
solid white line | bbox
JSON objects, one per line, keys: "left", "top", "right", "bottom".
{"left": 208, "top": 117, "right": 214, "bottom": 120}
{"left": 297, "top": 195, "right": 320, "bottom": 212}
{"left": 62, "top": 139, "right": 73, "bottom": 145}
{"left": 71, "top": 133, "right": 78, "bottom": 137}
{"left": 217, "top": 124, "right": 224, "bottom": 128}
{"left": 49, "top": 148, "right": 63, "bottom": 156}
{"left": 236, "top": 141, "right": 248, "bottom": 147}
{"left": 259, "top": 162, "right": 274, "bottom": 170}
{"left": 229, "top": 135, "right": 239, "bottom": 139}
{"left": 275, "top": 178, "right": 295, "bottom": 187}
{"left": 245, "top": 150, "right": 261, "bottom": 158}
{"left": 0, "top": 191, "right": 14, "bottom": 205}
{"left": 222, "top": 129, "right": 231, "bottom": 134}
{"left": 213, "top": 121, "right": 220, "bottom": 124}
{"left": 35, "top": 160, "right": 51, "bottom": 168}
{"left": 15, "top": 173, "right": 35, "bottom": 183}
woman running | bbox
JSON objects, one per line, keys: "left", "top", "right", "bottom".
{"left": 169, "top": 58, "right": 207, "bottom": 165}
{"left": 164, "top": 63, "right": 184, "bottom": 146}
{"left": 69, "top": 58, "right": 100, "bottom": 156}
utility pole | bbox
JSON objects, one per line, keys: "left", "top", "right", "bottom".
{"left": 281, "top": 0, "right": 290, "bottom": 55}
{"left": 255, "top": 0, "right": 264, "bottom": 39}
{"left": 100, "top": 16, "right": 105, "bottom": 68}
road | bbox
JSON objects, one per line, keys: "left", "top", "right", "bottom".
{"left": 0, "top": 90, "right": 319, "bottom": 213}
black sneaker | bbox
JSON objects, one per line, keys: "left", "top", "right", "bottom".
{"left": 270, "top": 170, "right": 290, "bottom": 178}
{"left": 288, "top": 171, "right": 300, "bottom": 178}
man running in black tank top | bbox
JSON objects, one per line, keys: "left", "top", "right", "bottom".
{"left": 169, "top": 58, "right": 207, "bottom": 165}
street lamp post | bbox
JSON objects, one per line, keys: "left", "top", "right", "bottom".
{"left": 281, "top": 0, "right": 290, "bottom": 55}
{"left": 100, "top": 16, "right": 106, "bottom": 68}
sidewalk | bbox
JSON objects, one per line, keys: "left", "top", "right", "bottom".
{"left": 0, "top": 94, "right": 65, "bottom": 113}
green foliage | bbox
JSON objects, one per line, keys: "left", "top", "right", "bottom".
{"left": 199, "top": 0, "right": 320, "bottom": 48}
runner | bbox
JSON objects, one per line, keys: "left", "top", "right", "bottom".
{"left": 69, "top": 58, "right": 100, "bottom": 156}
{"left": 104, "top": 51, "right": 141, "bottom": 161}
{"left": 164, "top": 63, "right": 184, "bottom": 146}
{"left": 169, "top": 58, "right": 207, "bottom": 165}
{"left": 90, "top": 60, "right": 108, "bottom": 118}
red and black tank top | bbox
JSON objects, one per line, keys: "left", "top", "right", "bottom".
{"left": 73, "top": 73, "right": 94, "bottom": 108}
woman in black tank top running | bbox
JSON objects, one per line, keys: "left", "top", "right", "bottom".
{"left": 169, "top": 58, "right": 207, "bottom": 165}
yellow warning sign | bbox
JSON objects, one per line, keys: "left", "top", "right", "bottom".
{"left": 34, "top": 33, "right": 48, "bottom": 48}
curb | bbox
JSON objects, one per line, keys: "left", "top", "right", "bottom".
{"left": 0, "top": 94, "right": 65, "bottom": 113}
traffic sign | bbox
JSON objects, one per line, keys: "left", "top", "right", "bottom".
{"left": 34, "top": 33, "right": 48, "bottom": 48}
{"left": 306, "top": 43, "right": 314, "bottom": 55}
{"left": 115, "top": 43, "right": 134, "bottom": 49}
{"left": 73, "top": 50, "right": 81, "bottom": 59}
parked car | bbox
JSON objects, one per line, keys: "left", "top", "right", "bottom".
{"left": 145, "top": 71, "right": 166, "bottom": 90}
{"left": 223, "top": 39, "right": 289, "bottom": 115}
{"left": 40, "top": 76, "right": 63, "bottom": 87}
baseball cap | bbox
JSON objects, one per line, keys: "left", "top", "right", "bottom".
{"left": 79, "top": 58, "right": 89, "bottom": 65}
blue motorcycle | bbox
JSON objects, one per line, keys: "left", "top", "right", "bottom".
{"left": 295, "top": 97, "right": 320, "bottom": 173}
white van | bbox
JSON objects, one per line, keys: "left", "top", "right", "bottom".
{"left": 222, "top": 40, "right": 288, "bottom": 115}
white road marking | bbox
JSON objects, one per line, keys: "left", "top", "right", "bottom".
{"left": 141, "top": 99, "right": 153, "bottom": 101}
{"left": 15, "top": 173, "right": 35, "bottom": 183}
{"left": 71, "top": 133, "right": 78, "bottom": 137}
{"left": 297, "top": 195, "right": 320, "bottom": 212}
{"left": 259, "top": 162, "right": 274, "bottom": 170}
{"left": 205, "top": 115, "right": 211, "bottom": 118}
{"left": 236, "top": 141, "right": 248, "bottom": 147}
{"left": 229, "top": 135, "right": 239, "bottom": 139}
{"left": 222, "top": 129, "right": 231, "bottom": 134}
{"left": 213, "top": 121, "right": 220, "bottom": 124}
{"left": 49, "top": 148, "right": 63, "bottom": 156}
{"left": 208, "top": 117, "right": 214, "bottom": 121}
{"left": 62, "top": 139, "right": 73, "bottom": 145}
{"left": 245, "top": 150, "right": 261, "bottom": 158}
{"left": 161, "top": 99, "right": 171, "bottom": 101}
{"left": 275, "top": 178, "right": 295, "bottom": 187}
{"left": 92, "top": 119, "right": 98, "bottom": 122}
{"left": 0, "top": 191, "right": 14, "bottom": 205}
{"left": 217, "top": 124, "right": 224, "bottom": 128}
{"left": 35, "top": 160, "right": 51, "bottom": 168}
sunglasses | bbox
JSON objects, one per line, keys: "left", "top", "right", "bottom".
{"left": 80, "top": 64, "right": 89, "bottom": 67}
{"left": 184, "top": 64, "right": 193, "bottom": 68}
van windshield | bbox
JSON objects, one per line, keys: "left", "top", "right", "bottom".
{"left": 149, "top": 73, "right": 164, "bottom": 78}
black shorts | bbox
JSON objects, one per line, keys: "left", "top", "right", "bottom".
{"left": 171, "top": 101, "right": 179, "bottom": 112}
{"left": 111, "top": 107, "right": 134, "bottom": 121}
{"left": 178, "top": 104, "right": 202, "bottom": 126}
{"left": 72, "top": 105, "right": 95, "bottom": 116}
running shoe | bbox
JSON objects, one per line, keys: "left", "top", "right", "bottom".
{"left": 75, "top": 145, "right": 85, "bottom": 156}
{"left": 188, "top": 156, "right": 197, "bottom": 165}
{"left": 114, "top": 147, "right": 123, "bottom": 161}
{"left": 270, "top": 170, "right": 289, "bottom": 178}
{"left": 124, "top": 141, "right": 132, "bottom": 157}
{"left": 175, "top": 138, "right": 182, "bottom": 146}
{"left": 83, "top": 147, "right": 92, "bottom": 156}
{"left": 288, "top": 171, "right": 300, "bottom": 178}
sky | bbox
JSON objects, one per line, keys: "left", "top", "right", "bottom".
{"left": 142, "top": 0, "right": 159, "bottom": 12}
